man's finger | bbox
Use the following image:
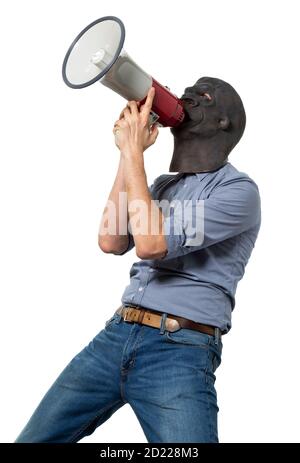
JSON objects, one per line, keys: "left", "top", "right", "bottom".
{"left": 114, "top": 118, "right": 124, "bottom": 127}
{"left": 119, "top": 100, "right": 140, "bottom": 120}
{"left": 127, "top": 100, "right": 139, "bottom": 117}
{"left": 140, "top": 87, "right": 155, "bottom": 119}
{"left": 149, "top": 124, "right": 159, "bottom": 143}
{"left": 123, "top": 107, "right": 131, "bottom": 121}
{"left": 119, "top": 104, "right": 129, "bottom": 119}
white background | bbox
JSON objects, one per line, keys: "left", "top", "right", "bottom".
{"left": 1, "top": 0, "right": 299, "bottom": 443}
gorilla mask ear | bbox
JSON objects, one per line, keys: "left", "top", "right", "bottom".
{"left": 218, "top": 116, "right": 230, "bottom": 130}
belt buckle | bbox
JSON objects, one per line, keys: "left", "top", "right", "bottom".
{"left": 123, "top": 307, "right": 132, "bottom": 322}
{"left": 165, "top": 317, "right": 181, "bottom": 332}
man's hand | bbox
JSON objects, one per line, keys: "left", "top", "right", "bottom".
{"left": 113, "top": 87, "right": 159, "bottom": 154}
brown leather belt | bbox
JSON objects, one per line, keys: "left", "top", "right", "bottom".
{"left": 116, "top": 304, "right": 222, "bottom": 337}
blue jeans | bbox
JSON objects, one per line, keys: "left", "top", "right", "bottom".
{"left": 15, "top": 310, "right": 222, "bottom": 443}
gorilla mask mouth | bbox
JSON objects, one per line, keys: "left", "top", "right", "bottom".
{"left": 181, "top": 96, "right": 197, "bottom": 108}
{"left": 179, "top": 97, "right": 203, "bottom": 127}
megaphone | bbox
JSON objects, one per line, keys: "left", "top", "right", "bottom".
{"left": 62, "top": 16, "right": 185, "bottom": 127}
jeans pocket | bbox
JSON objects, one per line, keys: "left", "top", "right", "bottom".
{"left": 164, "top": 328, "right": 212, "bottom": 348}
{"left": 104, "top": 313, "right": 119, "bottom": 329}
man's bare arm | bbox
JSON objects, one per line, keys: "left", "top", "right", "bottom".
{"left": 113, "top": 88, "right": 167, "bottom": 260}
{"left": 98, "top": 156, "right": 130, "bottom": 255}
{"left": 100, "top": 87, "right": 167, "bottom": 259}
{"left": 123, "top": 151, "right": 167, "bottom": 260}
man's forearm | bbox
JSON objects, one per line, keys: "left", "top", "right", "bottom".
{"left": 123, "top": 150, "right": 167, "bottom": 260}
{"left": 98, "top": 156, "right": 130, "bottom": 254}
{"left": 100, "top": 86, "right": 161, "bottom": 258}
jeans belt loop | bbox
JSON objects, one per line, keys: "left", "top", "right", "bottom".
{"left": 159, "top": 313, "right": 168, "bottom": 335}
{"left": 214, "top": 327, "right": 220, "bottom": 345}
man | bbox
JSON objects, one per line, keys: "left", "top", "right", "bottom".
{"left": 15, "top": 77, "right": 261, "bottom": 443}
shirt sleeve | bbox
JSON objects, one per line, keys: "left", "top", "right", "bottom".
{"left": 160, "top": 179, "right": 261, "bottom": 261}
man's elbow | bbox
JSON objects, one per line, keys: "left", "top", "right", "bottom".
{"left": 98, "top": 239, "right": 112, "bottom": 254}
{"left": 98, "top": 236, "right": 127, "bottom": 255}
{"left": 136, "top": 244, "right": 168, "bottom": 260}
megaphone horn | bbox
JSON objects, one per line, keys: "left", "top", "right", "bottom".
{"left": 62, "top": 16, "right": 185, "bottom": 127}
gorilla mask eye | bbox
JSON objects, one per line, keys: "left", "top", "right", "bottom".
{"left": 199, "top": 92, "right": 212, "bottom": 101}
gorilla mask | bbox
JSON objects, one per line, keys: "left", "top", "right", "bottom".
{"left": 169, "top": 77, "right": 246, "bottom": 172}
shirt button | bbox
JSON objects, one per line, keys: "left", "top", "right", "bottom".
{"left": 138, "top": 287, "right": 144, "bottom": 291}
{"left": 149, "top": 268, "right": 154, "bottom": 272}
{"left": 183, "top": 184, "right": 187, "bottom": 188}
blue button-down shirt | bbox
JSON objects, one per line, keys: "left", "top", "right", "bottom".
{"left": 120, "top": 162, "right": 261, "bottom": 333}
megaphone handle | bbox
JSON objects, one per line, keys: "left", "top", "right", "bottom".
{"left": 149, "top": 110, "right": 160, "bottom": 126}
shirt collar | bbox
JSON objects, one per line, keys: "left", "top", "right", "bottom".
{"left": 195, "top": 162, "right": 228, "bottom": 181}
{"left": 195, "top": 172, "right": 209, "bottom": 182}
